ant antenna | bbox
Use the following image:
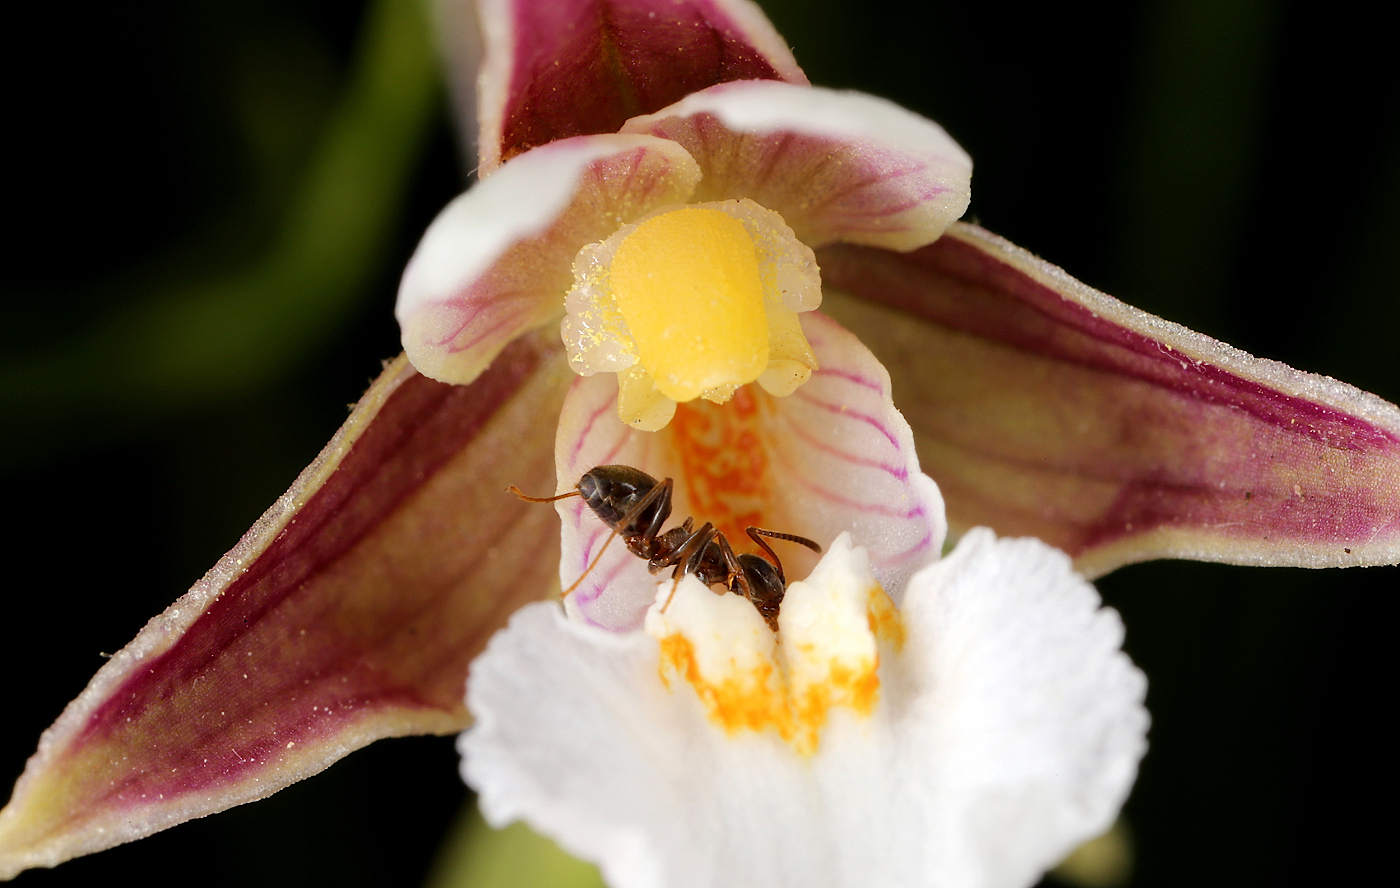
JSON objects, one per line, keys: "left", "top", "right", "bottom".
{"left": 507, "top": 486, "right": 580, "bottom": 503}
{"left": 508, "top": 484, "right": 602, "bottom": 600}
{"left": 745, "top": 527, "right": 822, "bottom": 585}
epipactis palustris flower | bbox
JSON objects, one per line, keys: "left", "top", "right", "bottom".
{"left": 452, "top": 198, "right": 1143, "bottom": 885}
{"left": 3, "top": 0, "right": 1400, "bottom": 882}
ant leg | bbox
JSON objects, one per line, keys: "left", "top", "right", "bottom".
{"left": 561, "top": 530, "right": 621, "bottom": 599}
{"left": 616, "top": 477, "right": 674, "bottom": 549}
{"left": 510, "top": 484, "right": 587, "bottom": 600}
{"left": 661, "top": 575, "right": 684, "bottom": 614}
{"left": 652, "top": 519, "right": 711, "bottom": 577}
{"left": 746, "top": 529, "right": 785, "bottom": 585}
{"left": 660, "top": 523, "right": 717, "bottom": 613}
{"left": 678, "top": 524, "right": 719, "bottom": 586}
{"left": 716, "top": 533, "right": 754, "bottom": 603}
{"left": 508, "top": 486, "right": 581, "bottom": 503}
{"left": 640, "top": 478, "right": 675, "bottom": 544}
{"left": 746, "top": 527, "right": 823, "bottom": 587}
{"left": 510, "top": 485, "right": 595, "bottom": 599}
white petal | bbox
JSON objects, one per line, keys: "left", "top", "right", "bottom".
{"left": 461, "top": 530, "right": 1147, "bottom": 888}
{"left": 397, "top": 134, "right": 700, "bottom": 384}
{"left": 895, "top": 528, "right": 1149, "bottom": 887}
{"left": 622, "top": 81, "right": 972, "bottom": 251}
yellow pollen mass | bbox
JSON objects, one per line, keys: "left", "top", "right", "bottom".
{"left": 609, "top": 208, "right": 769, "bottom": 403}
{"left": 645, "top": 538, "right": 899, "bottom": 758}
{"left": 657, "top": 633, "right": 787, "bottom": 737}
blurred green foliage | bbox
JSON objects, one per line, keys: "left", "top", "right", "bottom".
{"left": 426, "top": 807, "right": 606, "bottom": 888}
{"left": 2, "top": 0, "right": 442, "bottom": 457}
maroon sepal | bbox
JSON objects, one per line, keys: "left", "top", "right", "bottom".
{"left": 0, "top": 333, "right": 570, "bottom": 877}
{"left": 487, "top": 0, "right": 806, "bottom": 166}
{"left": 821, "top": 224, "right": 1400, "bottom": 576}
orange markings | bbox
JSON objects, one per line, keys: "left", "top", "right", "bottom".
{"left": 866, "top": 583, "right": 906, "bottom": 652}
{"left": 654, "top": 584, "right": 902, "bottom": 758}
{"left": 656, "top": 633, "right": 789, "bottom": 738}
{"left": 669, "top": 389, "right": 772, "bottom": 545}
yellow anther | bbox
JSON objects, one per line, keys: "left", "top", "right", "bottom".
{"left": 562, "top": 199, "right": 823, "bottom": 430}
{"left": 610, "top": 208, "right": 769, "bottom": 403}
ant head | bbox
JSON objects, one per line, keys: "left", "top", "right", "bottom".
{"left": 736, "top": 554, "right": 784, "bottom": 606}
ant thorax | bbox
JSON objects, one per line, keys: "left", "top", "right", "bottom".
{"left": 560, "top": 199, "right": 824, "bottom": 430}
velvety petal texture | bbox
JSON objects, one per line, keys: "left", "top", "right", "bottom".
{"left": 475, "top": 0, "right": 807, "bottom": 172}
{"left": 821, "top": 223, "right": 1400, "bottom": 576}
{"left": 399, "top": 82, "right": 975, "bottom": 390}
{"left": 622, "top": 80, "right": 973, "bottom": 250}
{"left": 0, "top": 336, "right": 571, "bottom": 879}
{"left": 397, "top": 135, "right": 702, "bottom": 385}
{"left": 462, "top": 529, "right": 1148, "bottom": 888}
{"left": 550, "top": 311, "right": 944, "bottom": 632}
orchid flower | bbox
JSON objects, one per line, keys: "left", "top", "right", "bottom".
{"left": 3, "top": 0, "right": 1399, "bottom": 885}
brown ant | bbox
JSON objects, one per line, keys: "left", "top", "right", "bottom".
{"left": 509, "top": 465, "right": 822, "bottom": 631}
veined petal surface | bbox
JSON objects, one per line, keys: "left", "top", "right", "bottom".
{"left": 475, "top": 0, "right": 807, "bottom": 173}
{"left": 0, "top": 335, "right": 570, "bottom": 879}
{"left": 551, "top": 311, "right": 944, "bottom": 632}
{"left": 461, "top": 529, "right": 1147, "bottom": 888}
{"left": 622, "top": 80, "right": 972, "bottom": 251}
{"left": 397, "top": 134, "right": 700, "bottom": 385}
{"left": 821, "top": 223, "right": 1400, "bottom": 576}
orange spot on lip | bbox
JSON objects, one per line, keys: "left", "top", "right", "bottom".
{"left": 668, "top": 390, "right": 772, "bottom": 543}
{"left": 656, "top": 623, "right": 887, "bottom": 757}
{"left": 657, "top": 632, "right": 791, "bottom": 737}
{"left": 867, "top": 583, "right": 906, "bottom": 652}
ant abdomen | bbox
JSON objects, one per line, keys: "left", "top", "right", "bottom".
{"left": 736, "top": 553, "right": 785, "bottom": 625}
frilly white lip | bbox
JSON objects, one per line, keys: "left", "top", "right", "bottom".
{"left": 461, "top": 528, "right": 1148, "bottom": 888}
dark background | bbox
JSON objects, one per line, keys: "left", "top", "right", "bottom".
{"left": 3, "top": 0, "right": 1395, "bottom": 885}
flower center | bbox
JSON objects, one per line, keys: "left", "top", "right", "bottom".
{"left": 563, "top": 199, "right": 822, "bottom": 431}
